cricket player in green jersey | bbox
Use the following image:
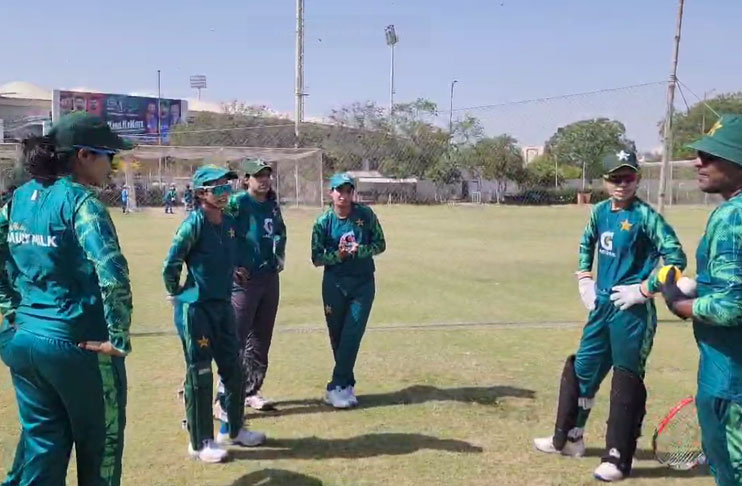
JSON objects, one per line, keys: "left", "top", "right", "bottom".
{"left": 0, "top": 112, "right": 133, "bottom": 486}
{"left": 660, "top": 115, "right": 742, "bottom": 486}
{"left": 311, "top": 173, "right": 386, "bottom": 409}
{"left": 226, "top": 159, "right": 286, "bottom": 411}
{"left": 534, "top": 150, "right": 687, "bottom": 482}
{"left": 163, "top": 164, "right": 266, "bottom": 464}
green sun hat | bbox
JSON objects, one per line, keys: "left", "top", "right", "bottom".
{"left": 49, "top": 112, "right": 133, "bottom": 154}
{"left": 329, "top": 173, "right": 355, "bottom": 190}
{"left": 602, "top": 149, "right": 640, "bottom": 175}
{"left": 688, "top": 115, "right": 742, "bottom": 166}
{"left": 193, "top": 164, "right": 238, "bottom": 188}
{"left": 240, "top": 158, "right": 272, "bottom": 176}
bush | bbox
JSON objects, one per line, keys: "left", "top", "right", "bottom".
{"left": 503, "top": 187, "right": 608, "bottom": 206}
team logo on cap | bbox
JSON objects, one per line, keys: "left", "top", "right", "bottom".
{"left": 707, "top": 120, "right": 723, "bottom": 137}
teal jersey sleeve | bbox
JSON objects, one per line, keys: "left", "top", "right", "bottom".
{"left": 643, "top": 208, "right": 687, "bottom": 293}
{"left": 311, "top": 211, "right": 342, "bottom": 267}
{"left": 74, "top": 197, "right": 133, "bottom": 354}
{"left": 0, "top": 203, "right": 19, "bottom": 320}
{"left": 225, "top": 192, "right": 242, "bottom": 218}
{"left": 163, "top": 213, "right": 201, "bottom": 296}
{"left": 355, "top": 208, "right": 385, "bottom": 260}
{"left": 577, "top": 204, "right": 600, "bottom": 274}
{"left": 274, "top": 203, "right": 287, "bottom": 261}
{"left": 693, "top": 203, "right": 742, "bottom": 326}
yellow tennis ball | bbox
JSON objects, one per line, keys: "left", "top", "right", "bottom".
{"left": 657, "top": 265, "right": 682, "bottom": 284}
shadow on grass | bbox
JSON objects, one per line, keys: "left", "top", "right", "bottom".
{"left": 250, "top": 384, "right": 535, "bottom": 419}
{"left": 230, "top": 432, "right": 483, "bottom": 461}
{"left": 631, "top": 464, "right": 710, "bottom": 479}
{"left": 230, "top": 468, "right": 323, "bottom": 486}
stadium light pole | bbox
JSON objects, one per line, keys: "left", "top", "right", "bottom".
{"left": 385, "top": 25, "right": 398, "bottom": 123}
{"left": 157, "top": 69, "right": 162, "bottom": 185}
{"left": 658, "top": 0, "right": 685, "bottom": 214}
{"left": 294, "top": 0, "right": 305, "bottom": 207}
{"left": 448, "top": 80, "right": 458, "bottom": 141}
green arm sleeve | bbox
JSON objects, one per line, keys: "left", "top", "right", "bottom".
{"left": 274, "top": 204, "right": 287, "bottom": 261}
{"left": 644, "top": 209, "right": 687, "bottom": 293}
{"left": 311, "top": 216, "right": 341, "bottom": 267}
{"left": 577, "top": 207, "right": 598, "bottom": 274}
{"left": 355, "top": 210, "right": 386, "bottom": 259}
{"left": 0, "top": 204, "right": 19, "bottom": 320}
{"left": 693, "top": 208, "right": 742, "bottom": 326}
{"left": 162, "top": 215, "right": 201, "bottom": 295}
{"left": 74, "top": 197, "right": 133, "bottom": 354}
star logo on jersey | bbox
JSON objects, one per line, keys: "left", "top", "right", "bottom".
{"left": 228, "top": 228, "right": 236, "bottom": 238}
{"left": 707, "top": 120, "right": 723, "bottom": 137}
{"left": 620, "top": 219, "right": 633, "bottom": 231}
{"left": 355, "top": 218, "right": 364, "bottom": 227}
{"left": 325, "top": 305, "right": 333, "bottom": 315}
{"left": 197, "top": 336, "right": 210, "bottom": 349}
{"left": 617, "top": 150, "right": 630, "bottom": 161}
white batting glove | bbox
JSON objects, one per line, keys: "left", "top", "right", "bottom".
{"left": 610, "top": 284, "right": 649, "bottom": 311}
{"left": 578, "top": 277, "right": 597, "bottom": 311}
{"left": 677, "top": 277, "right": 698, "bottom": 298}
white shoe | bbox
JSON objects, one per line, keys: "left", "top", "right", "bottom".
{"left": 188, "top": 440, "right": 228, "bottom": 463}
{"left": 324, "top": 386, "right": 352, "bottom": 409}
{"left": 216, "top": 427, "right": 266, "bottom": 447}
{"left": 533, "top": 436, "right": 585, "bottom": 457}
{"left": 245, "top": 392, "right": 275, "bottom": 411}
{"left": 345, "top": 386, "right": 359, "bottom": 407}
{"left": 594, "top": 462, "right": 624, "bottom": 482}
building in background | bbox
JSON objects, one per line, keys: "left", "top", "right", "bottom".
{"left": 0, "top": 82, "right": 52, "bottom": 141}
{"left": 521, "top": 145, "right": 544, "bottom": 165}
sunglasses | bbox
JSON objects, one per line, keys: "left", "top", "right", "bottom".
{"left": 200, "top": 183, "right": 232, "bottom": 197}
{"left": 74, "top": 145, "right": 115, "bottom": 163}
{"left": 604, "top": 173, "right": 638, "bottom": 184}
{"left": 698, "top": 151, "right": 722, "bottom": 163}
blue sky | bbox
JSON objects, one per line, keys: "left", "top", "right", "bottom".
{"left": 2, "top": 0, "right": 740, "bottom": 150}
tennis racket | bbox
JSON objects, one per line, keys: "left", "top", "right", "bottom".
{"left": 652, "top": 396, "right": 706, "bottom": 470}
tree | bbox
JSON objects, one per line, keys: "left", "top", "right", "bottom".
{"left": 668, "top": 92, "right": 742, "bottom": 159}
{"left": 545, "top": 118, "right": 635, "bottom": 190}
{"left": 461, "top": 135, "right": 526, "bottom": 203}
{"left": 524, "top": 154, "right": 581, "bottom": 187}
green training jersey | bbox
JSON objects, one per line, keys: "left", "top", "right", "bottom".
{"left": 0, "top": 177, "right": 132, "bottom": 354}
{"left": 578, "top": 198, "right": 686, "bottom": 293}
{"left": 311, "top": 203, "right": 386, "bottom": 278}
{"left": 164, "top": 189, "right": 177, "bottom": 203}
{"left": 163, "top": 208, "right": 237, "bottom": 303}
{"left": 692, "top": 193, "right": 742, "bottom": 400}
{"left": 226, "top": 191, "right": 286, "bottom": 276}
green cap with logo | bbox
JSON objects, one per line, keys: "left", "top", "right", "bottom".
{"left": 49, "top": 112, "right": 134, "bottom": 154}
{"left": 193, "top": 164, "right": 237, "bottom": 188}
{"left": 602, "top": 149, "right": 640, "bottom": 175}
{"left": 329, "top": 173, "right": 355, "bottom": 190}
{"left": 240, "top": 158, "right": 272, "bottom": 176}
{"left": 688, "top": 115, "right": 742, "bottom": 167}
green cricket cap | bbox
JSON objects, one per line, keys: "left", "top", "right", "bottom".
{"left": 193, "top": 164, "right": 238, "bottom": 188}
{"left": 329, "top": 173, "right": 355, "bottom": 190}
{"left": 49, "top": 112, "right": 133, "bottom": 154}
{"left": 602, "top": 149, "right": 640, "bottom": 175}
{"left": 688, "top": 115, "right": 742, "bottom": 166}
{"left": 241, "top": 158, "right": 272, "bottom": 176}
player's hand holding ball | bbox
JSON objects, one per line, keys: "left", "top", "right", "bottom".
{"left": 657, "top": 266, "right": 695, "bottom": 318}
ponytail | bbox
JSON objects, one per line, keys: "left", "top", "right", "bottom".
{"left": 20, "top": 136, "right": 71, "bottom": 181}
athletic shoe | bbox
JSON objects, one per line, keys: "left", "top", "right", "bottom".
{"left": 594, "top": 462, "right": 625, "bottom": 482}
{"left": 345, "top": 386, "right": 359, "bottom": 407}
{"left": 533, "top": 436, "right": 585, "bottom": 457}
{"left": 188, "top": 439, "right": 228, "bottom": 463}
{"left": 216, "top": 427, "right": 266, "bottom": 447}
{"left": 324, "top": 386, "right": 352, "bottom": 409}
{"left": 245, "top": 392, "right": 275, "bottom": 411}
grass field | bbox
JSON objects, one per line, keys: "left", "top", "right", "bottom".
{"left": 0, "top": 204, "right": 720, "bottom": 485}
